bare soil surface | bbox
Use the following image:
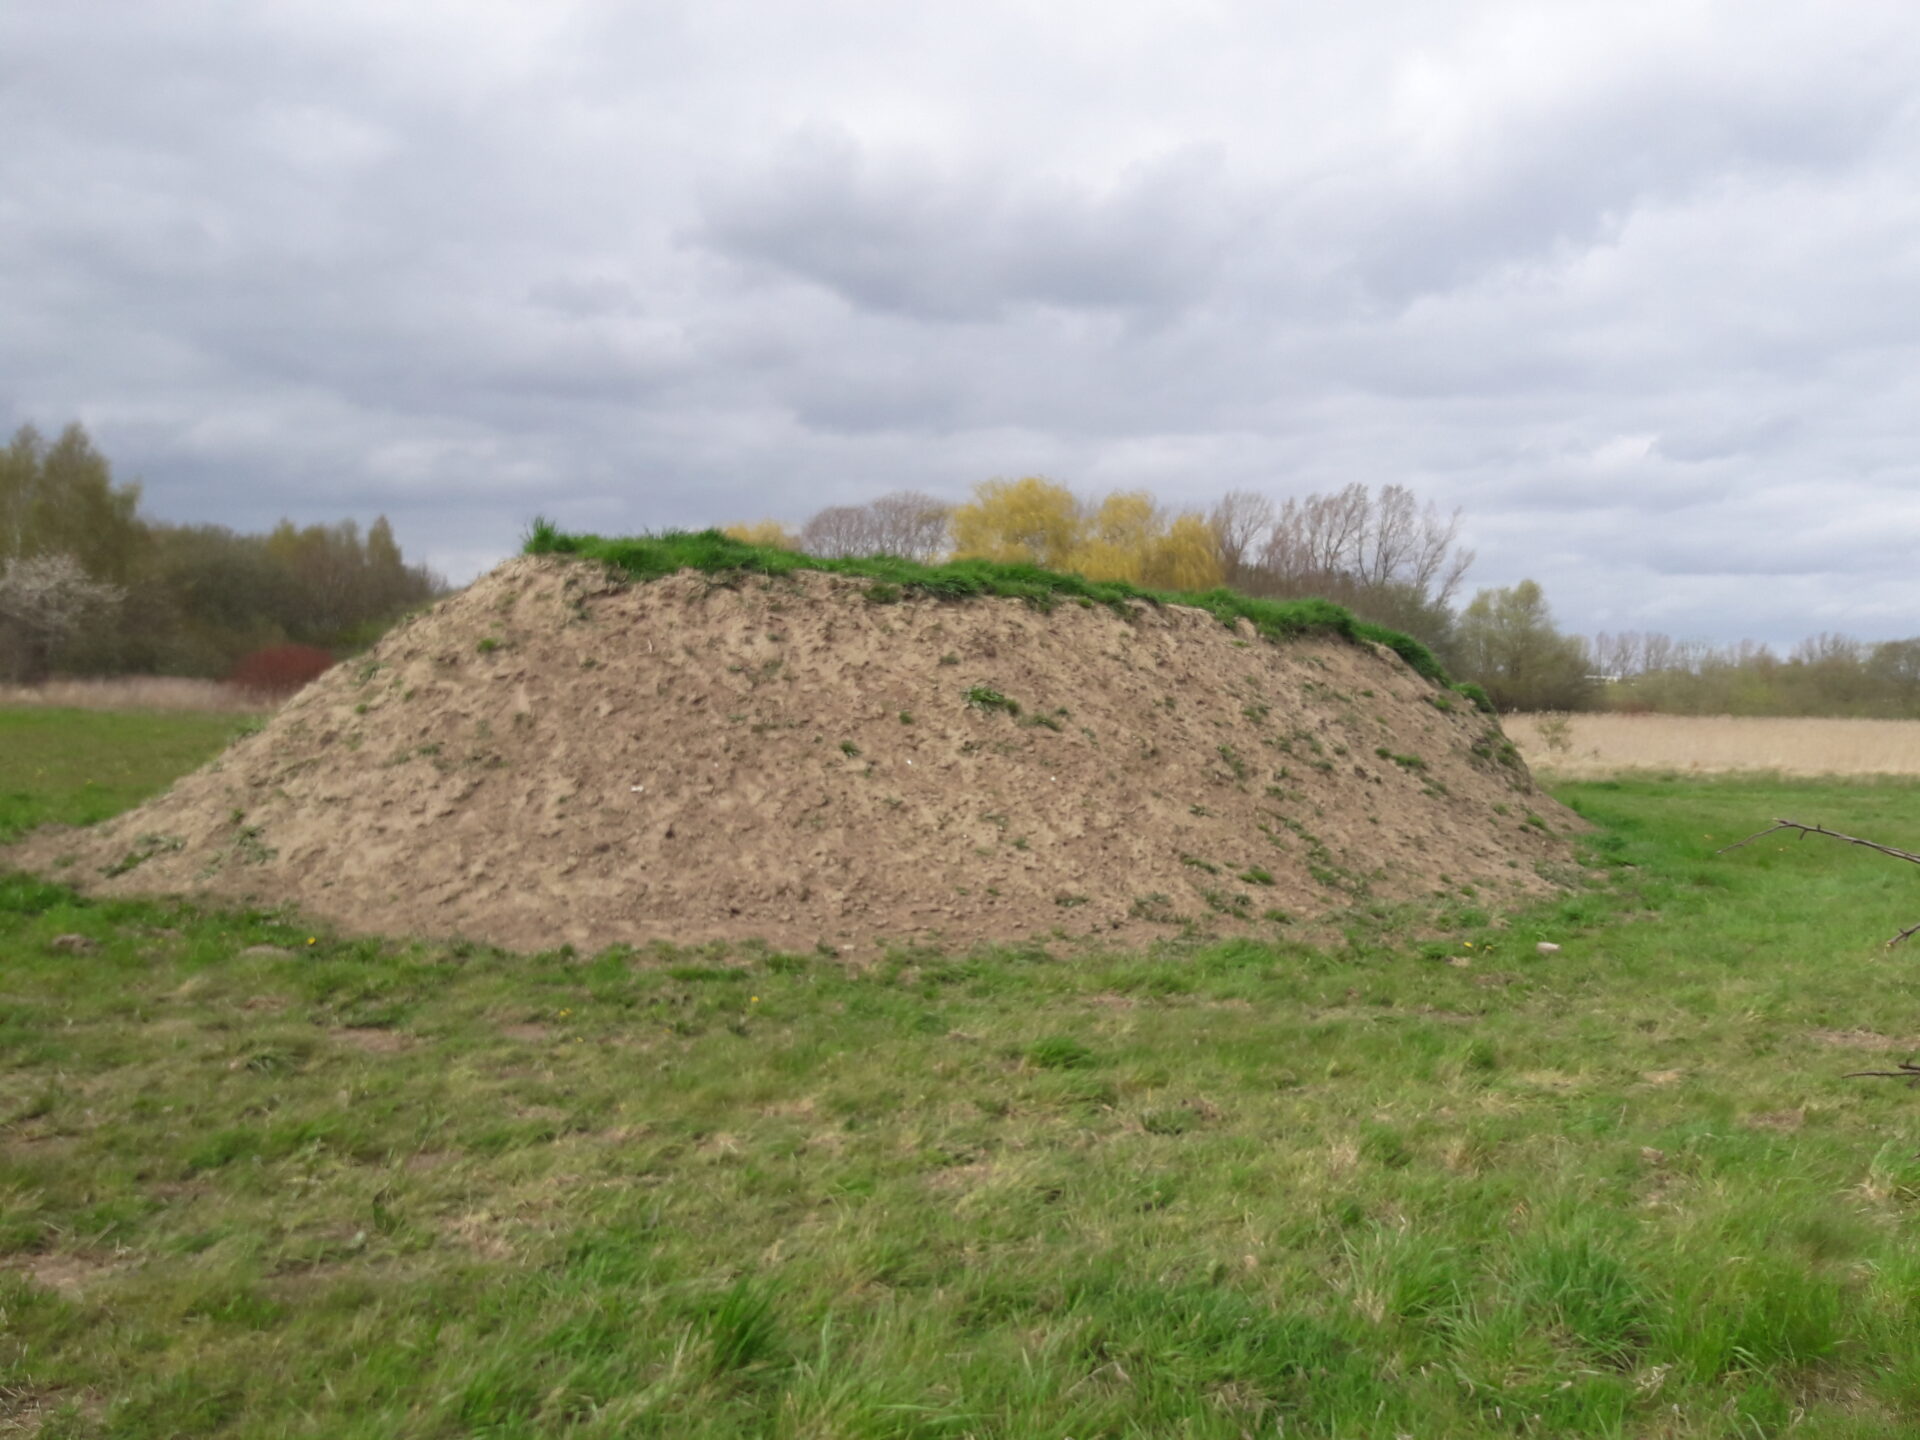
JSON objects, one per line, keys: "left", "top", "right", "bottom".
{"left": 8, "top": 557, "right": 1581, "bottom": 953}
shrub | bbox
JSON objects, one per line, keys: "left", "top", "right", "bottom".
{"left": 229, "top": 644, "right": 334, "bottom": 698}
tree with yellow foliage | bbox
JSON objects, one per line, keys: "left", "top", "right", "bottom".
{"left": 1142, "top": 512, "right": 1224, "bottom": 591}
{"left": 949, "top": 477, "right": 1222, "bottom": 589}
{"left": 1071, "top": 491, "right": 1161, "bottom": 582}
{"left": 721, "top": 520, "right": 800, "bottom": 550}
{"left": 948, "top": 477, "right": 1081, "bottom": 570}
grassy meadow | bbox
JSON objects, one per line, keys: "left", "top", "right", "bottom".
{"left": 0, "top": 709, "right": 260, "bottom": 845}
{"left": 9, "top": 713, "right": 1920, "bottom": 1436}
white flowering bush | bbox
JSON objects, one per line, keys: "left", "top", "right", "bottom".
{"left": 0, "top": 553, "right": 123, "bottom": 681}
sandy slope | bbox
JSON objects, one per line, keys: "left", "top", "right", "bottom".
{"left": 8, "top": 557, "right": 1581, "bottom": 953}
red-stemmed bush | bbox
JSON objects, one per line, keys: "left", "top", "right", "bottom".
{"left": 229, "top": 644, "right": 335, "bottom": 699}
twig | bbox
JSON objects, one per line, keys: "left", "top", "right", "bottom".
{"left": 1718, "top": 818, "right": 1920, "bottom": 867}
{"left": 1844, "top": 1062, "right": 1920, "bottom": 1081}
{"left": 1718, "top": 818, "right": 1920, "bottom": 947}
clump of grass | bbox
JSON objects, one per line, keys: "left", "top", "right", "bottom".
{"left": 1203, "top": 889, "right": 1254, "bottom": 917}
{"left": 102, "top": 832, "right": 184, "bottom": 876}
{"left": 965, "top": 685, "right": 1021, "bottom": 716}
{"left": 1452, "top": 681, "right": 1496, "bottom": 713}
{"left": 705, "top": 1277, "right": 785, "bottom": 1374}
{"left": 1129, "top": 892, "right": 1180, "bottom": 923}
{"left": 523, "top": 522, "right": 1452, "bottom": 683}
{"left": 1026, "top": 1036, "right": 1097, "bottom": 1070}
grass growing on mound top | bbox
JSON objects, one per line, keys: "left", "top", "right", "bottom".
{"left": 525, "top": 521, "right": 1465, "bottom": 691}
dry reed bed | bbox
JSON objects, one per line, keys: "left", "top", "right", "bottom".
{"left": 0, "top": 677, "right": 268, "bottom": 713}
{"left": 1507, "top": 712, "right": 1920, "bottom": 778}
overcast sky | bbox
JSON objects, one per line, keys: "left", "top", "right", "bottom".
{"left": 5, "top": 1, "right": 1919, "bottom": 646}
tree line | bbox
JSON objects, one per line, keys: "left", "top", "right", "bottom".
{"left": 731, "top": 478, "right": 1477, "bottom": 645}
{"left": 1580, "top": 630, "right": 1920, "bottom": 718}
{"left": 0, "top": 422, "right": 445, "bottom": 684}
{"left": 730, "top": 480, "right": 1920, "bottom": 718}
{"left": 727, "top": 477, "right": 1595, "bottom": 706}
{"left": 18, "top": 422, "right": 1905, "bottom": 717}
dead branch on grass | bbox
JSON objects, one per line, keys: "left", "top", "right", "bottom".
{"left": 1718, "top": 819, "right": 1920, "bottom": 947}
{"left": 1844, "top": 1061, "right": 1920, "bottom": 1082}
{"left": 1721, "top": 819, "right": 1920, "bottom": 1082}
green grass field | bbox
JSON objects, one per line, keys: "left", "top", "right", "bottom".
{"left": 7, "top": 714, "right": 1920, "bottom": 1437}
{"left": 0, "top": 709, "right": 259, "bottom": 844}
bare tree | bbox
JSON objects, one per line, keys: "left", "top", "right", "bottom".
{"left": 1588, "top": 631, "right": 1644, "bottom": 678}
{"left": 1270, "top": 484, "right": 1372, "bottom": 578}
{"left": 1244, "top": 482, "right": 1473, "bottom": 622}
{"left": 800, "top": 505, "right": 877, "bottom": 558}
{"left": 867, "top": 491, "right": 951, "bottom": 562}
{"left": 801, "top": 491, "right": 951, "bottom": 561}
{"left": 1371, "top": 484, "right": 1474, "bottom": 606}
{"left": 1207, "top": 490, "right": 1275, "bottom": 582}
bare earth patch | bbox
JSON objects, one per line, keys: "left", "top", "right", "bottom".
{"left": 0, "top": 1384, "right": 102, "bottom": 1436}
{"left": 441, "top": 1212, "right": 514, "bottom": 1260}
{"left": 6, "top": 557, "right": 1580, "bottom": 955}
{"left": 331, "top": 1027, "right": 413, "bottom": 1053}
{"left": 497, "top": 1022, "right": 554, "bottom": 1044}
{"left": 1811, "top": 1029, "right": 1920, "bottom": 1051}
{"left": 9, "top": 1253, "right": 121, "bottom": 1299}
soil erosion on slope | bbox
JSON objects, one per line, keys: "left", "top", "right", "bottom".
{"left": 8, "top": 556, "right": 1582, "bottom": 953}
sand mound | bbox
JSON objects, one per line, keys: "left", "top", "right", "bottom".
{"left": 8, "top": 556, "right": 1581, "bottom": 954}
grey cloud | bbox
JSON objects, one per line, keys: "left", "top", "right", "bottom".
{"left": 527, "top": 277, "right": 648, "bottom": 319}
{"left": 5, "top": 0, "right": 1920, "bottom": 650}
{"left": 694, "top": 131, "right": 1239, "bottom": 321}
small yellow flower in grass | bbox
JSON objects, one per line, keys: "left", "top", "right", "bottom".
{"left": 750, "top": 996, "right": 760, "bottom": 1004}
{"left": 306, "top": 937, "right": 317, "bottom": 946}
